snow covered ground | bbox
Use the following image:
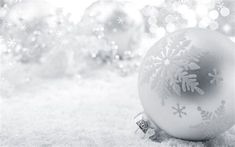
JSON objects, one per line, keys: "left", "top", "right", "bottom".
{"left": 1, "top": 70, "right": 235, "bottom": 147}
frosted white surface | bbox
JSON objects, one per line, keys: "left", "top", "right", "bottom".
{"left": 1, "top": 71, "right": 234, "bottom": 146}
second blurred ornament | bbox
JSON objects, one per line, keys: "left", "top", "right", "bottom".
{"left": 80, "top": 0, "right": 144, "bottom": 59}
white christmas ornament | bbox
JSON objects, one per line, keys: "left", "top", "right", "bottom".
{"left": 80, "top": 0, "right": 144, "bottom": 57}
{"left": 138, "top": 28, "right": 235, "bottom": 140}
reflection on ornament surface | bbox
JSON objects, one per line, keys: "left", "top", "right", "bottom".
{"left": 138, "top": 28, "right": 235, "bottom": 140}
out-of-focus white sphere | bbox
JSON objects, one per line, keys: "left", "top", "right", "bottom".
{"left": 80, "top": 0, "right": 144, "bottom": 57}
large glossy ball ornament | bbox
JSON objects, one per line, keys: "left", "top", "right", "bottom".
{"left": 80, "top": 0, "right": 144, "bottom": 57}
{"left": 138, "top": 28, "right": 235, "bottom": 140}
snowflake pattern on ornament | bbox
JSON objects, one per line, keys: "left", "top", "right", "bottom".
{"left": 172, "top": 103, "right": 187, "bottom": 118}
{"left": 142, "top": 35, "right": 204, "bottom": 105}
{"left": 208, "top": 68, "right": 223, "bottom": 85}
{"left": 197, "top": 100, "right": 226, "bottom": 121}
{"left": 190, "top": 100, "right": 232, "bottom": 138}
{"left": 105, "top": 11, "right": 129, "bottom": 32}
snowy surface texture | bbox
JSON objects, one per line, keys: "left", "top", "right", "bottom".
{"left": 1, "top": 71, "right": 235, "bottom": 147}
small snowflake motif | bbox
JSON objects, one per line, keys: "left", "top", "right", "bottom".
{"left": 208, "top": 69, "right": 223, "bottom": 85}
{"left": 147, "top": 46, "right": 178, "bottom": 78}
{"left": 116, "top": 17, "right": 124, "bottom": 24}
{"left": 172, "top": 103, "right": 187, "bottom": 118}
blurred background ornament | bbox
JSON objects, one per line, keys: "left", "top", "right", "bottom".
{"left": 80, "top": 0, "right": 144, "bottom": 59}
{"left": 0, "top": 5, "right": 86, "bottom": 78}
{"left": 138, "top": 28, "right": 235, "bottom": 140}
{"left": 0, "top": 0, "right": 53, "bottom": 63}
